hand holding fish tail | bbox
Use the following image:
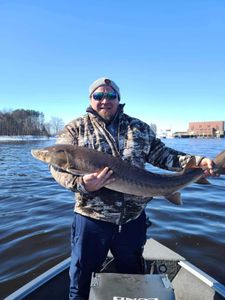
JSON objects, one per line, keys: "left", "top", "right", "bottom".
{"left": 198, "top": 158, "right": 219, "bottom": 177}
{"left": 82, "top": 167, "right": 115, "bottom": 192}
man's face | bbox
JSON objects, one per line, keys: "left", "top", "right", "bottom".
{"left": 90, "top": 86, "right": 120, "bottom": 122}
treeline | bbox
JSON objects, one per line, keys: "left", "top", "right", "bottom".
{"left": 0, "top": 109, "right": 63, "bottom": 136}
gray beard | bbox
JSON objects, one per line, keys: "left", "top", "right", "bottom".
{"left": 99, "top": 111, "right": 114, "bottom": 123}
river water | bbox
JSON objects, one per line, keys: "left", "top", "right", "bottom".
{"left": 0, "top": 138, "right": 225, "bottom": 298}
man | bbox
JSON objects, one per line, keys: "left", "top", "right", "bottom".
{"left": 51, "top": 77, "right": 215, "bottom": 300}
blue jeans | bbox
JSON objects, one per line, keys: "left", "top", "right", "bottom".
{"left": 69, "top": 211, "right": 147, "bottom": 300}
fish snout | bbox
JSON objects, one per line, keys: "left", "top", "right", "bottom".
{"left": 31, "top": 149, "right": 49, "bottom": 162}
{"left": 31, "top": 149, "right": 40, "bottom": 158}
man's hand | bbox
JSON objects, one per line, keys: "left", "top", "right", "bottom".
{"left": 198, "top": 158, "right": 219, "bottom": 177}
{"left": 82, "top": 167, "right": 115, "bottom": 192}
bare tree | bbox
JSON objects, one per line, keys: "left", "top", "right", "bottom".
{"left": 49, "top": 117, "right": 65, "bottom": 136}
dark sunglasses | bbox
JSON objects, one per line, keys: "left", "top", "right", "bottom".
{"left": 92, "top": 92, "right": 118, "bottom": 101}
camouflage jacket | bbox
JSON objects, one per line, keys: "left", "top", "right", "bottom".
{"left": 51, "top": 104, "right": 203, "bottom": 225}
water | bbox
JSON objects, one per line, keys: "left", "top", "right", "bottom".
{"left": 0, "top": 138, "right": 225, "bottom": 298}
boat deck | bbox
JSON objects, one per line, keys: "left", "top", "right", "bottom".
{"left": 4, "top": 239, "right": 225, "bottom": 300}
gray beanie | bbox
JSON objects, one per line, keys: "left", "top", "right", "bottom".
{"left": 89, "top": 77, "right": 120, "bottom": 99}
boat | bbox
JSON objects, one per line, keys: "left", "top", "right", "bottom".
{"left": 4, "top": 238, "right": 225, "bottom": 300}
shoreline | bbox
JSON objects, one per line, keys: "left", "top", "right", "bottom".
{"left": 0, "top": 135, "right": 56, "bottom": 141}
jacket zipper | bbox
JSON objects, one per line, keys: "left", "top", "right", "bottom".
{"left": 116, "top": 120, "right": 125, "bottom": 232}
{"left": 96, "top": 116, "right": 126, "bottom": 231}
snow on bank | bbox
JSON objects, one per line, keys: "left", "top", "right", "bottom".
{"left": 0, "top": 136, "right": 56, "bottom": 141}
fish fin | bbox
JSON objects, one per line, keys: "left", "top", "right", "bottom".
{"left": 213, "top": 150, "right": 225, "bottom": 174}
{"left": 195, "top": 177, "right": 211, "bottom": 184}
{"left": 165, "top": 192, "right": 183, "bottom": 205}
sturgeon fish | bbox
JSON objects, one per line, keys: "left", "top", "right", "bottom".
{"left": 31, "top": 144, "right": 225, "bottom": 205}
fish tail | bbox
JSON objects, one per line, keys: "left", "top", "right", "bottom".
{"left": 213, "top": 150, "right": 225, "bottom": 175}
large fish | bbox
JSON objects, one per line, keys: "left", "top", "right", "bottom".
{"left": 31, "top": 144, "right": 225, "bottom": 205}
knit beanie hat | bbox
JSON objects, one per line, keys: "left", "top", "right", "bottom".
{"left": 89, "top": 77, "right": 120, "bottom": 100}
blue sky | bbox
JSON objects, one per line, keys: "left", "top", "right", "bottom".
{"left": 0, "top": 0, "right": 224, "bottom": 132}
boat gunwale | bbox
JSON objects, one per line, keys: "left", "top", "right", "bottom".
{"left": 178, "top": 260, "right": 225, "bottom": 298}
{"left": 4, "top": 258, "right": 71, "bottom": 300}
{"left": 4, "top": 239, "right": 225, "bottom": 300}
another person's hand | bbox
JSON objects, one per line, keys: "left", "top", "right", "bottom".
{"left": 82, "top": 167, "right": 115, "bottom": 192}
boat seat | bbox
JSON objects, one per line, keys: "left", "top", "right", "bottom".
{"left": 89, "top": 273, "right": 175, "bottom": 300}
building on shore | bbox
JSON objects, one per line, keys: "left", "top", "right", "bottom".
{"left": 157, "top": 121, "right": 224, "bottom": 138}
{"left": 188, "top": 121, "right": 224, "bottom": 138}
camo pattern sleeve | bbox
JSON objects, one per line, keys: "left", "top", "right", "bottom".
{"left": 50, "top": 165, "right": 79, "bottom": 191}
{"left": 50, "top": 116, "right": 85, "bottom": 193}
{"left": 147, "top": 134, "right": 204, "bottom": 171}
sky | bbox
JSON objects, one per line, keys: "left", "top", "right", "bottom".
{"left": 0, "top": 0, "right": 224, "bottom": 132}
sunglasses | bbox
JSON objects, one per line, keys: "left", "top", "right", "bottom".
{"left": 92, "top": 92, "right": 118, "bottom": 101}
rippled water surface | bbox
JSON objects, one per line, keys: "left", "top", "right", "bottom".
{"left": 0, "top": 138, "right": 225, "bottom": 298}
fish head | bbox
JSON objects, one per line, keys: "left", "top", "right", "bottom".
{"left": 31, "top": 145, "right": 70, "bottom": 167}
{"left": 31, "top": 148, "right": 54, "bottom": 163}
